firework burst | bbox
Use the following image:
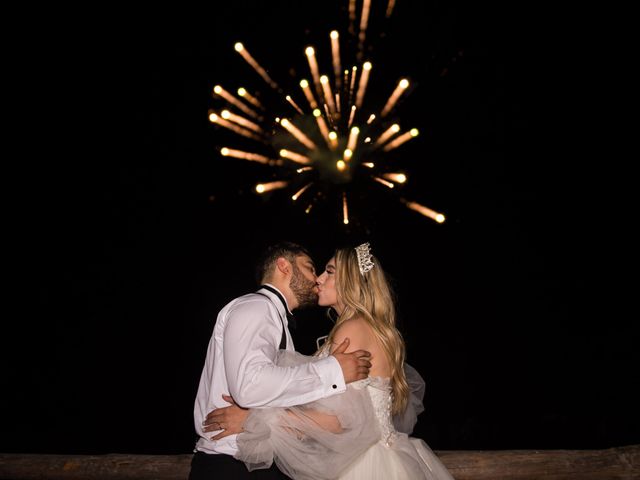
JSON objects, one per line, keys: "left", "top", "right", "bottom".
{"left": 209, "top": 0, "right": 446, "bottom": 226}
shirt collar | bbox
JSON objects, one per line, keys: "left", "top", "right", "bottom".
{"left": 259, "top": 283, "right": 294, "bottom": 318}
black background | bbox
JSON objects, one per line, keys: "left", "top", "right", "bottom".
{"left": 4, "top": 0, "right": 637, "bottom": 455}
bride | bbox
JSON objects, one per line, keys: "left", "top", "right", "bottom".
{"left": 205, "top": 243, "right": 455, "bottom": 479}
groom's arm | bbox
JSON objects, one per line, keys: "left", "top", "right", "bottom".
{"left": 223, "top": 300, "right": 347, "bottom": 408}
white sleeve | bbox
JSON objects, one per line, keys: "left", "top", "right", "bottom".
{"left": 223, "top": 300, "right": 346, "bottom": 408}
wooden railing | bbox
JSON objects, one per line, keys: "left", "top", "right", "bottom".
{"left": 1, "top": 445, "right": 638, "bottom": 479}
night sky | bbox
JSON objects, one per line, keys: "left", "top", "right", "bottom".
{"left": 5, "top": 0, "right": 637, "bottom": 456}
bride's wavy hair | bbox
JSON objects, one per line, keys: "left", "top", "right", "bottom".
{"left": 322, "top": 246, "right": 409, "bottom": 415}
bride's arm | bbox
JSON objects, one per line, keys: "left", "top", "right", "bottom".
{"left": 203, "top": 395, "right": 249, "bottom": 440}
{"left": 204, "top": 396, "right": 343, "bottom": 437}
{"left": 289, "top": 406, "right": 343, "bottom": 433}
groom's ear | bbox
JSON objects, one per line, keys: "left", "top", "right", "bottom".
{"left": 275, "top": 257, "right": 292, "bottom": 276}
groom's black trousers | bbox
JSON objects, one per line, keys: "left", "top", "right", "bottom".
{"left": 189, "top": 451, "right": 290, "bottom": 479}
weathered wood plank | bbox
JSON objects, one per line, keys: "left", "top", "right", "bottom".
{"left": 438, "top": 445, "right": 640, "bottom": 480}
{"left": 0, "top": 445, "right": 638, "bottom": 480}
{"left": 0, "top": 454, "right": 193, "bottom": 480}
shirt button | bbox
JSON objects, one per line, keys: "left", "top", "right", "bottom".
{"left": 332, "top": 384, "right": 337, "bottom": 389}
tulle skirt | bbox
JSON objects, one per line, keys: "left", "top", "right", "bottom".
{"left": 339, "top": 435, "right": 454, "bottom": 480}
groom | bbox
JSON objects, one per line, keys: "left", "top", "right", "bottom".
{"left": 189, "top": 241, "right": 372, "bottom": 479}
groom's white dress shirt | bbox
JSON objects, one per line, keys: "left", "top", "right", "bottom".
{"left": 193, "top": 284, "right": 346, "bottom": 456}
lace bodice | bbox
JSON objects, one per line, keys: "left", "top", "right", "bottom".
{"left": 353, "top": 377, "right": 397, "bottom": 446}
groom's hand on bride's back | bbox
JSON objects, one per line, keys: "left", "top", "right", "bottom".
{"left": 332, "top": 338, "right": 372, "bottom": 383}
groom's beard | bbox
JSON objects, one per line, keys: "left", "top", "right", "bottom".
{"left": 290, "top": 264, "right": 318, "bottom": 309}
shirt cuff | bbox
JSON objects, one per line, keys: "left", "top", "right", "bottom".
{"left": 312, "top": 355, "right": 346, "bottom": 394}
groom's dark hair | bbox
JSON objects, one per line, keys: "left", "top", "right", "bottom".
{"left": 255, "top": 241, "right": 312, "bottom": 284}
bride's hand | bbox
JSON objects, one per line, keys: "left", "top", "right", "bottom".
{"left": 203, "top": 394, "right": 250, "bottom": 440}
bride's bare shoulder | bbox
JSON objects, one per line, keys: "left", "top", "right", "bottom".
{"left": 332, "top": 316, "right": 376, "bottom": 351}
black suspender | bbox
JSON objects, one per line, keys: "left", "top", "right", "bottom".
{"left": 255, "top": 285, "right": 291, "bottom": 350}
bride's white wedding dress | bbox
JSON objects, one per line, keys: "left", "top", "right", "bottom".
{"left": 234, "top": 351, "right": 455, "bottom": 480}
{"left": 338, "top": 376, "right": 454, "bottom": 479}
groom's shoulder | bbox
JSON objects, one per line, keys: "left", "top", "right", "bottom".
{"left": 223, "top": 291, "right": 271, "bottom": 314}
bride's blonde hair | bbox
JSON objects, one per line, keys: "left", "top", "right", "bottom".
{"left": 320, "top": 246, "right": 409, "bottom": 415}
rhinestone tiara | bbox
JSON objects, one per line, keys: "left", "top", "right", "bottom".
{"left": 355, "top": 242, "right": 375, "bottom": 275}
